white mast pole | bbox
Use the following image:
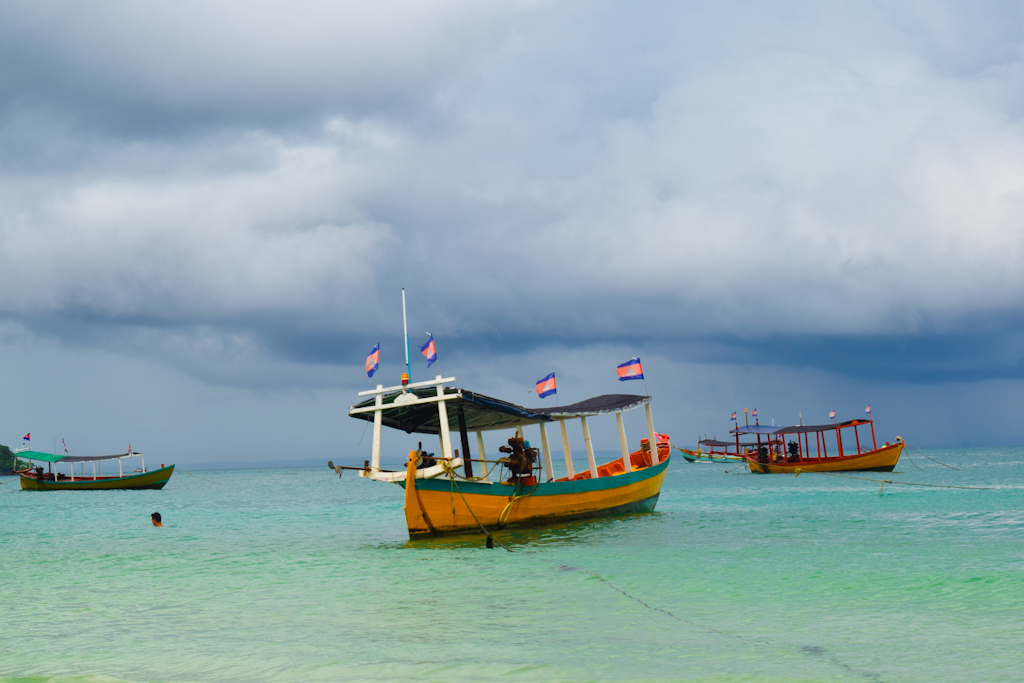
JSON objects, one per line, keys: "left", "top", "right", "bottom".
{"left": 402, "top": 289, "right": 411, "bottom": 383}
{"left": 371, "top": 386, "right": 384, "bottom": 470}
{"left": 581, "top": 417, "right": 598, "bottom": 479}
{"left": 475, "top": 431, "right": 490, "bottom": 483}
{"left": 559, "top": 420, "right": 575, "bottom": 479}
{"left": 645, "top": 401, "right": 660, "bottom": 467}
{"left": 616, "top": 412, "right": 632, "bottom": 473}
{"left": 539, "top": 423, "right": 554, "bottom": 482}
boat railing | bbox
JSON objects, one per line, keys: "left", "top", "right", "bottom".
{"left": 355, "top": 374, "right": 665, "bottom": 485}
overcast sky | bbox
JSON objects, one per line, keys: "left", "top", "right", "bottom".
{"left": 2, "top": 1, "right": 1023, "bottom": 464}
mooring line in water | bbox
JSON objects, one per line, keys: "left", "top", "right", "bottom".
{"left": 906, "top": 447, "right": 958, "bottom": 470}
{"left": 440, "top": 470, "right": 884, "bottom": 680}
{"left": 901, "top": 449, "right": 925, "bottom": 471}
{"left": 534, "top": 555, "right": 883, "bottom": 681}
{"left": 185, "top": 471, "right": 222, "bottom": 486}
{"left": 793, "top": 469, "right": 991, "bottom": 491}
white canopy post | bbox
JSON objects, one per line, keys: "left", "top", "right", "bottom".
{"left": 645, "top": 402, "right": 659, "bottom": 466}
{"left": 475, "top": 431, "right": 490, "bottom": 483}
{"left": 559, "top": 420, "right": 575, "bottom": 479}
{"left": 616, "top": 412, "right": 632, "bottom": 473}
{"left": 140, "top": 453, "right": 145, "bottom": 472}
{"left": 435, "top": 375, "right": 454, "bottom": 460}
{"left": 581, "top": 416, "right": 599, "bottom": 478}
{"left": 119, "top": 458, "right": 123, "bottom": 477}
{"left": 539, "top": 422, "right": 554, "bottom": 482}
{"left": 371, "top": 385, "right": 384, "bottom": 470}
{"left": 98, "top": 460, "right": 101, "bottom": 476}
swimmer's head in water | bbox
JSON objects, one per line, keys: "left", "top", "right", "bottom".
{"left": 151, "top": 512, "right": 162, "bottom": 526}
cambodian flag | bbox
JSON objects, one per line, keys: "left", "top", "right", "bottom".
{"left": 730, "top": 412, "right": 737, "bottom": 422}
{"left": 365, "top": 344, "right": 379, "bottom": 378}
{"left": 865, "top": 405, "right": 871, "bottom": 416}
{"left": 829, "top": 410, "right": 836, "bottom": 419}
{"left": 616, "top": 358, "right": 643, "bottom": 381}
{"left": 23, "top": 433, "right": 30, "bottom": 441}
{"left": 536, "top": 373, "right": 556, "bottom": 398}
{"left": 752, "top": 408, "right": 758, "bottom": 418}
{"left": 420, "top": 334, "right": 437, "bottom": 368}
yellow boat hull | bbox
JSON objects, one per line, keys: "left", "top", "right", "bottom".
{"left": 746, "top": 443, "right": 903, "bottom": 474}
{"left": 19, "top": 465, "right": 175, "bottom": 490}
{"left": 401, "top": 457, "right": 669, "bottom": 538}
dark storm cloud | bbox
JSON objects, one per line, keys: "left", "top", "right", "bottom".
{"left": 2, "top": 0, "right": 1024, "bottom": 391}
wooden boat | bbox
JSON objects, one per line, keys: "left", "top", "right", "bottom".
{"left": 338, "top": 375, "right": 671, "bottom": 539}
{"left": 17, "top": 448, "right": 174, "bottom": 490}
{"left": 677, "top": 438, "right": 760, "bottom": 463}
{"left": 732, "top": 419, "right": 903, "bottom": 473}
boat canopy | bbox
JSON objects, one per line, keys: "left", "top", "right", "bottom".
{"left": 532, "top": 394, "right": 649, "bottom": 418}
{"left": 349, "top": 388, "right": 649, "bottom": 435}
{"left": 15, "top": 450, "right": 138, "bottom": 463}
{"left": 699, "top": 438, "right": 759, "bottom": 447}
{"left": 731, "top": 418, "right": 872, "bottom": 436}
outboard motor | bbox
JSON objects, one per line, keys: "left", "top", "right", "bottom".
{"left": 35, "top": 466, "right": 44, "bottom": 478}
{"left": 498, "top": 435, "right": 538, "bottom": 476}
{"left": 757, "top": 447, "right": 769, "bottom": 464}
{"left": 788, "top": 441, "right": 800, "bottom": 462}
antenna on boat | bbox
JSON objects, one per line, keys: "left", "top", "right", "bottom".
{"left": 402, "top": 288, "right": 411, "bottom": 383}
{"left": 799, "top": 411, "right": 803, "bottom": 426}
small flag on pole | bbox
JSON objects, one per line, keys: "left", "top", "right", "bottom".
{"left": 23, "top": 433, "right": 30, "bottom": 442}
{"left": 62, "top": 438, "right": 68, "bottom": 454}
{"left": 730, "top": 412, "right": 737, "bottom": 422}
{"left": 752, "top": 408, "right": 758, "bottom": 418}
{"left": 865, "top": 405, "right": 871, "bottom": 416}
{"left": 420, "top": 334, "right": 437, "bottom": 368}
{"left": 829, "top": 410, "right": 836, "bottom": 419}
{"left": 616, "top": 358, "right": 643, "bottom": 381}
{"left": 535, "top": 373, "right": 557, "bottom": 398}
{"left": 365, "top": 344, "right": 380, "bottom": 378}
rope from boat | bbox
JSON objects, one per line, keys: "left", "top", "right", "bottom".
{"left": 901, "top": 449, "right": 925, "bottom": 471}
{"left": 185, "top": 471, "right": 222, "bottom": 485}
{"left": 440, "top": 461, "right": 513, "bottom": 552}
{"left": 792, "top": 468, "right": 992, "bottom": 492}
{"left": 905, "top": 447, "right": 958, "bottom": 470}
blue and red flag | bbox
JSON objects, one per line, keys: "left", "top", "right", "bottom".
{"left": 365, "top": 344, "right": 379, "bottom": 378}
{"left": 730, "top": 412, "right": 737, "bottom": 422}
{"left": 865, "top": 405, "right": 871, "bottom": 416}
{"left": 616, "top": 357, "right": 643, "bottom": 381}
{"left": 420, "top": 334, "right": 437, "bottom": 368}
{"left": 536, "top": 373, "right": 557, "bottom": 398}
{"left": 23, "top": 433, "right": 29, "bottom": 441}
{"left": 829, "top": 409, "right": 836, "bottom": 420}
{"left": 752, "top": 408, "right": 758, "bottom": 419}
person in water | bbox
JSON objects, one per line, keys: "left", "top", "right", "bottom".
{"left": 151, "top": 512, "right": 163, "bottom": 527}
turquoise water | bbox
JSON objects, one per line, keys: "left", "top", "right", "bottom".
{"left": 1, "top": 448, "right": 1022, "bottom": 683}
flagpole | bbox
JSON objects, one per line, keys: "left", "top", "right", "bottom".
{"left": 402, "top": 289, "right": 411, "bottom": 382}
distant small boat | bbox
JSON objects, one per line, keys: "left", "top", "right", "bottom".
{"left": 17, "top": 448, "right": 174, "bottom": 490}
{"left": 677, "top": 438, "right": 759, "bottom": 463}
{"left": 732, "top": 419, "right": 903, "bottom": 473}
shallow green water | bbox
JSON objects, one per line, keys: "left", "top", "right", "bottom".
{"left": 2, "top": 448, "right": 1022, "bottom": 682}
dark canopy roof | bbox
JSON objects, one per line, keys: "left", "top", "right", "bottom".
{"left": 732, "top": 419, "right": 872, "bottom": 436}
{"left": 349, "top": 389, "right": 649, "bottom": 435}
{"left": 532, "top": 394, "right": 649, "bottom": 418}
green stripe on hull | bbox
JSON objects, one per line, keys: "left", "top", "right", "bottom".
{"left": 402, "top": 457, "right": 670, "bottom": 496}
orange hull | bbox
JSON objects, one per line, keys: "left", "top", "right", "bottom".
{"left": 746, "top": 443, "right": 903, "bottom": 473}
